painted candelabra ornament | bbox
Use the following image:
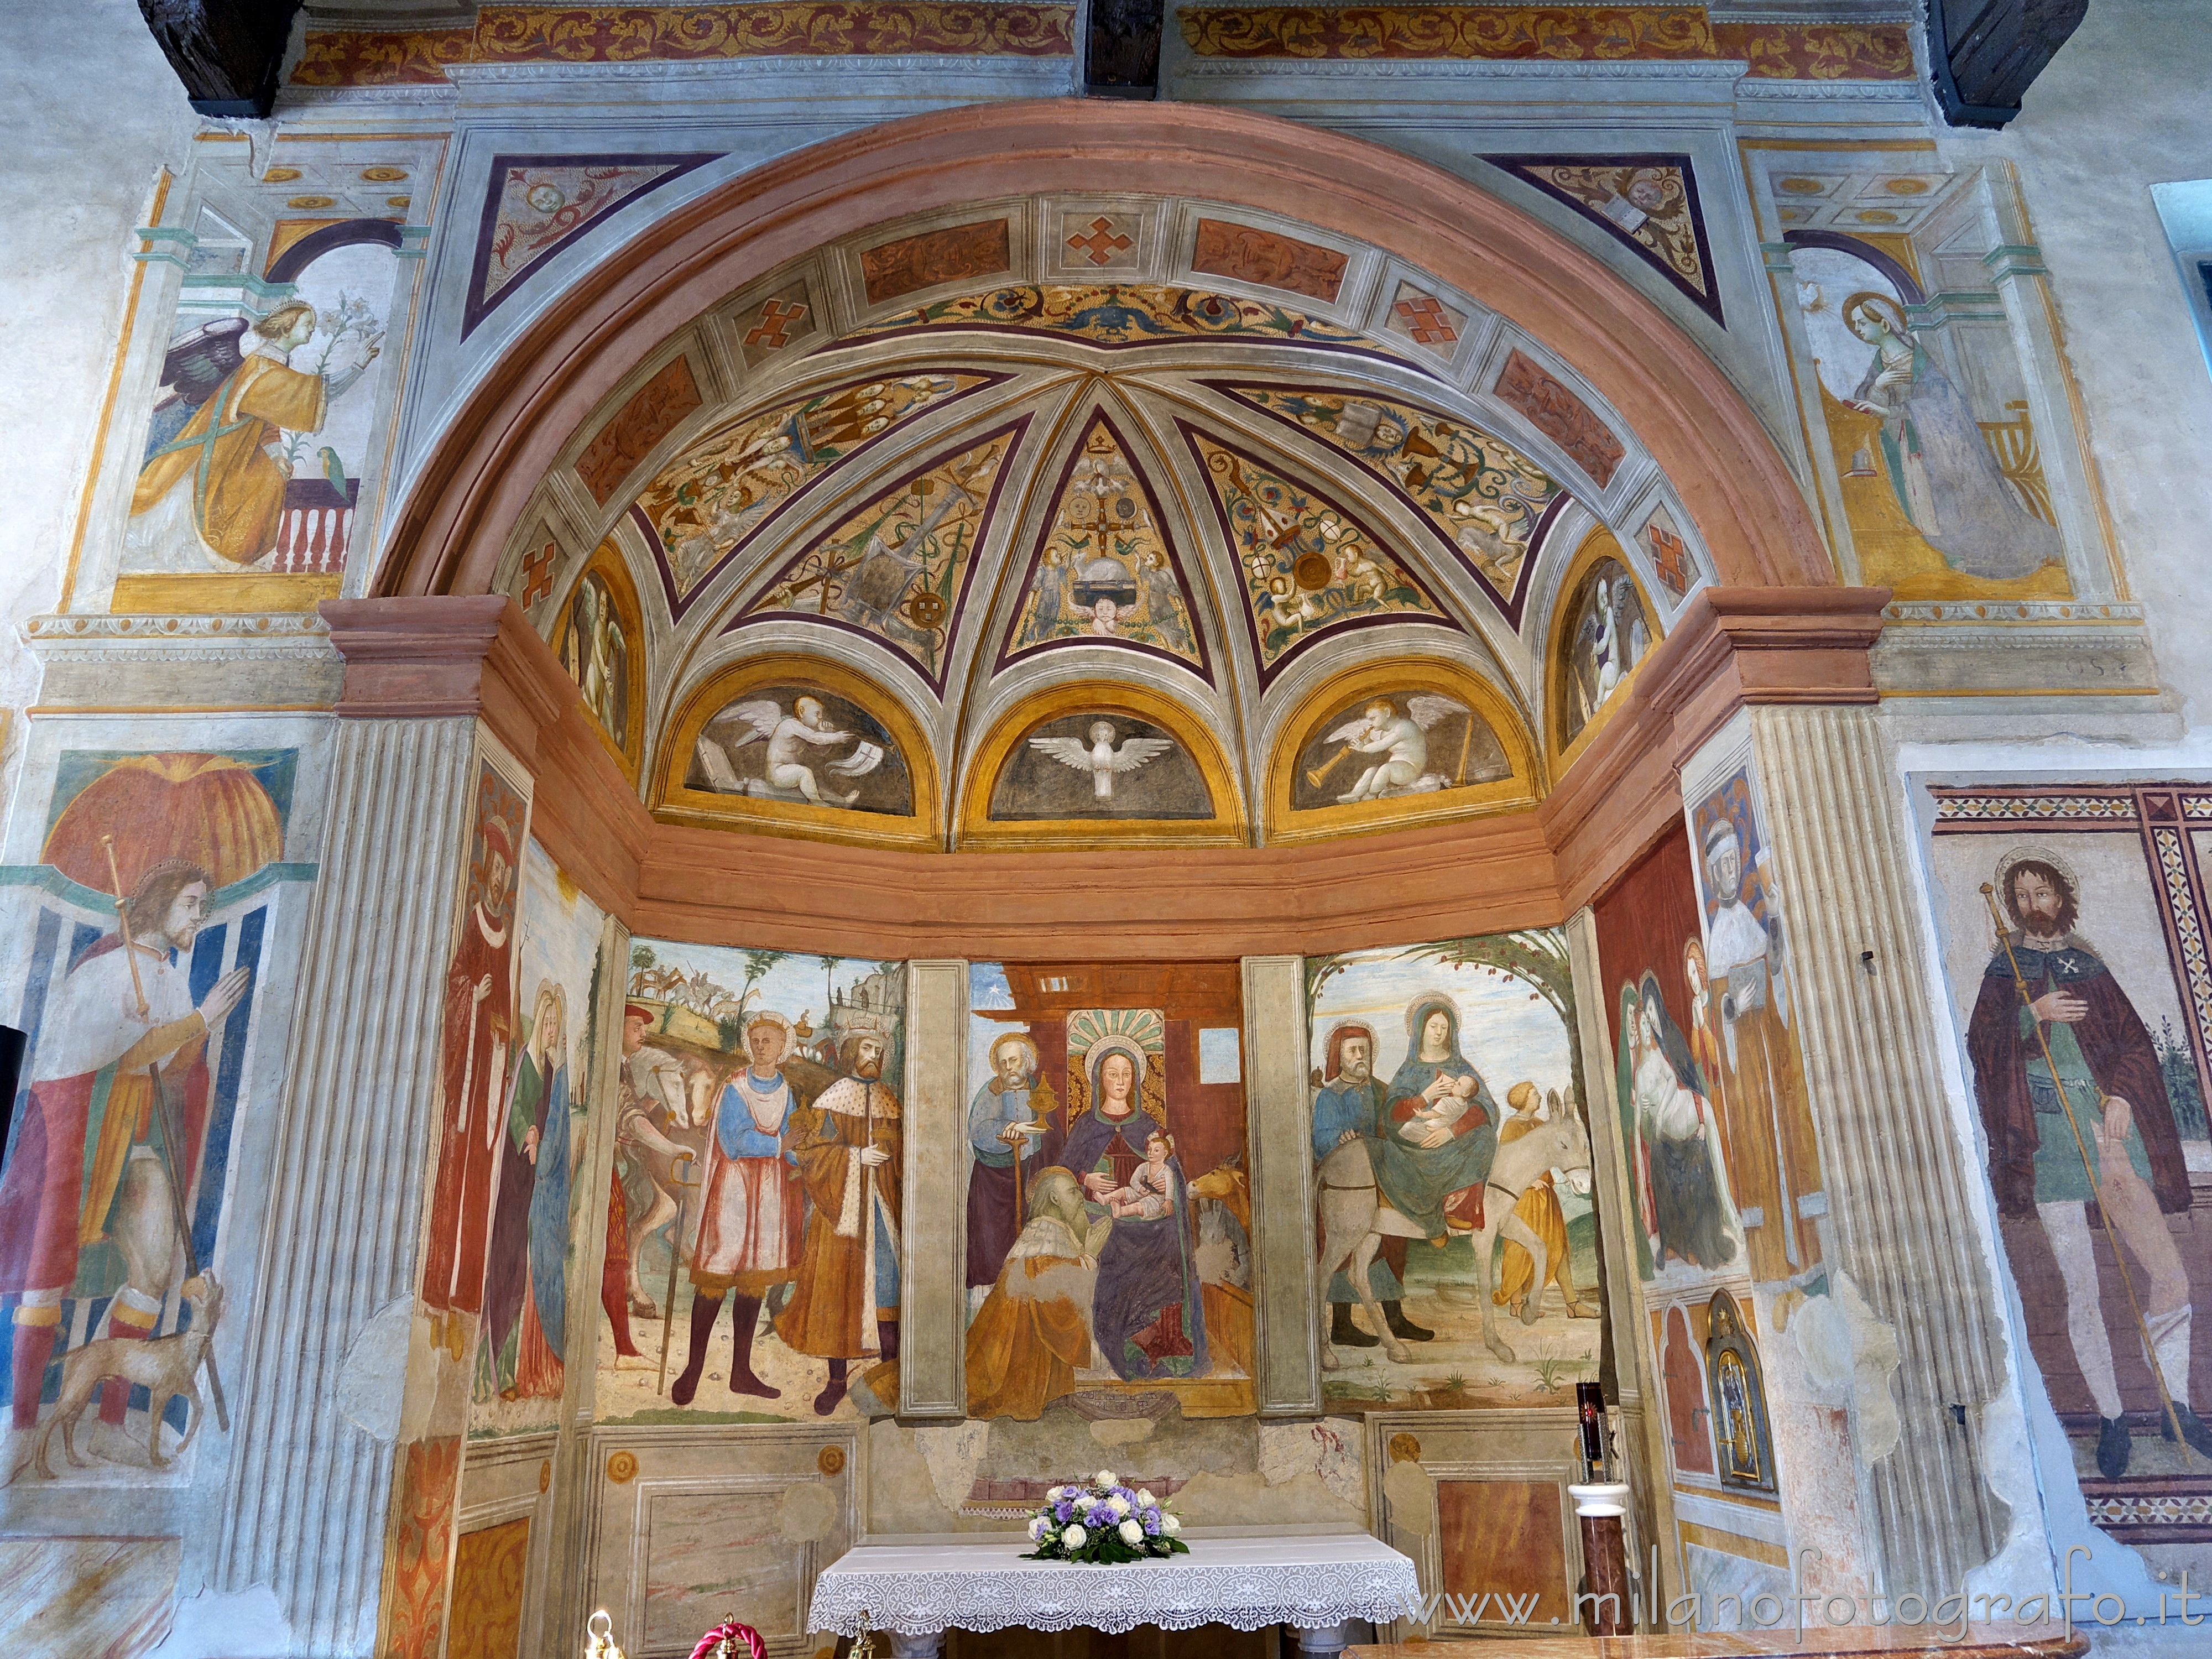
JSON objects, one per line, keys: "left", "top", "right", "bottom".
{"left": 1020, "top": 1472, "right": 1188, "bottom": 1562}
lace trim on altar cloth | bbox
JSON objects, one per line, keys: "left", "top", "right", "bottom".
{"left": 808, "top": 1556, "right": 1421, "bottom": 1636}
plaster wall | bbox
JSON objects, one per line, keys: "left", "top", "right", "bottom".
{"left": 1939, "top": 0, "right": 2212, "bottom": 729}
{"left": 0, "top": 0, "right": 197, "bottom": 805}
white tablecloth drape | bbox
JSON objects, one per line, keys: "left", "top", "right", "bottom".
{"left": 807, "top": 1535, "right": 1421, "bottom": 1637}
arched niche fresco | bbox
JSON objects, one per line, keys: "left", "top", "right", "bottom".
{"left": 958, "top": 683, "right": 1245, "bottom": 851}
{"left": 1547, "top": 528, "right": 1662, "bottom": 765}
{"left": 1265, "top": 659, "right": 1540, "bottom": 846}
{"left": 652, "top": 655, "right": 938, "bottom": 851}
{"left": 552, "top": 540, "right": 646, "bottom": 781}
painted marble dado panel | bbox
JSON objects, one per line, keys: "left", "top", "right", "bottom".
{"left": 1927, "top": 786, "right": 2212, "bottom": 1558}
{"left": 599, "top": 946, "right": 906, "bottom": 1426}
{"left": 1304, "top": 935, "right": 1598, "bottom": 1415}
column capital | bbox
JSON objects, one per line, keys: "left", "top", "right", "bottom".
{"left": 1639, "top": 585, "right": 1888, "bottom": 742}
{"left": 321, "top": 594, "right": 572, "bottom": 765}
{"left": 1545, "top": 585, "right": 1888, "bottom": 910}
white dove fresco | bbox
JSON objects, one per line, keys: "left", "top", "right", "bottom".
{"left": 1026, "top": 720, "right": 1175, "bottom": 800}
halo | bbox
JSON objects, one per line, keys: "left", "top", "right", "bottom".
{"left": 1840, "top": 289, "right": 1910, "bottom": 337}
{"left": 1323, "top": 1018, "right": 1375, "bottom": 1053}
{"left": 1404, "top": 992, "right": 1461, "bottom": 1039}
{"left": 989, "top": 1031, "right": 1039, "bottom": 1071}
{"left": 1084, "top": 1034, "right": 1150, "bottom": 1094}
{"left": 1992, "top": 845, "right": 2080, "bottom": 922}
{"left": 744, "top": 1008, "right": 795, "bottom": 1046}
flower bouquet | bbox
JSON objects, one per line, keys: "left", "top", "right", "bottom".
{"left": 1020, "top": 1470, "right": 1188, "bottom": 1563}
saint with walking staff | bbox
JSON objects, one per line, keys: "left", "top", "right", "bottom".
{"left": 1968, "top": 847, "right": 2212, "bottom": 1477}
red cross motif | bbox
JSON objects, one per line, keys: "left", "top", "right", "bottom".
{"left": 1646, "top": 521, "right": 1692, "bottom": 595}
{"left": 520, "top": 542, "right": 559, "bottom": 607}
{"left": 745, "top": 298, "right": 808, "bottom": 349}
{"left": 1066, "top": 216, "right": 1134, "bottom": 267}
{"left": 1392, "top": 292, "right": 1460, "bottom": 346}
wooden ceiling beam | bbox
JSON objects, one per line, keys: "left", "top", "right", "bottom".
{"left": 1927, "top": 0, "right": 2089, "bottom": 129}
{"left": 138, "top": 0, "right": 302, "bottom": 117}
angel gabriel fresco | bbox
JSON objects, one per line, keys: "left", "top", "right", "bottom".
{"left": 128, "top": 299, "right": 379, "bottom": 566}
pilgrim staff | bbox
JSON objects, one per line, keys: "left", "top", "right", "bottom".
{"left": 1980, "top": 881, "right": 2187, "bottom": 1449}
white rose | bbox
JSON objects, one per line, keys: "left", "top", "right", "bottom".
{"left": 1163, "top": 1515, "right": 1181, "bottom": 1535}
{"left": 1136, "top": 1489, "right": 1156, "bottom": 1509}
{"left": 1046, "top": 1485, "right": 1064, "bottom": 1500}
{"left": 1108, "top": 1496, "right": 1130, "bottom": 1516}
{"left": 1062, "top": 1525, "right": 1087, "bottom": 1548}
{"left": 1029, "top": 1517, "right": 1050, "bottom": 1540}
{"left": 1119, "top": 1520, "right": 1143, "bottom": 1545}
{"left": 1095, "top": 1469, "right": 1118, "bottom": 1488}
{"left": 1074, "top": 1494, "right": 1095, "bottom": 1511}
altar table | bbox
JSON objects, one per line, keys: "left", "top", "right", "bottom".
{"left": 809, "top": 1535, "right": 1422, "bottom": 1658}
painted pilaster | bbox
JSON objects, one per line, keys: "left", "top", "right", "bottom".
{"left": 1566, "top": 905, "right": 1681, "bottom": 1617}
{"left": 1732, "top": 705, "right": 2010, "bottom": 1594}
{"left": 212, "top": 715, "right": 478, "bottom": 1653}
{"left": 1244, "top": 954, "right": 1321, "bottom": 1417}
{"left": 900, "top": 959, "right": 969, "bottom": 1417}
{"left": 551, "top": 910, "right": 634, "bottom": 1652}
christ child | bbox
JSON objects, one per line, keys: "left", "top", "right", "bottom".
{"left": 1405, "top": 1072, "right": 1480, "bottom": 1134}
{"left": 1102, "top": 1129, "right": 1178, "bottom": 1220}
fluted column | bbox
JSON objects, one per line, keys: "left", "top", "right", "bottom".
{"left": 1741, "top": 705, "right": 2007, "bottom": 1592}
{"left": 214, "top": 716, "right": 478, "bottom": 1653}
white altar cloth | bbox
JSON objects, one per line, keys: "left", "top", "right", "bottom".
{"left": 807, "top": 1534, "right": 1420, "bottom": 1643}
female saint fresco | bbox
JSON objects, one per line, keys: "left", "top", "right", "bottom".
{"left": 1840, "top": 293, "right": 2061, "bottom": 581}
{"left": 481, "top": 980, "right": 573, "bottom": 1400}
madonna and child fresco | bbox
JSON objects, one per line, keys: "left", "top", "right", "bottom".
{"left": 964, "top": 967, "right": 1254, "bottom": 1420}
{"left": 1305, "top": 935, "right": 1599, "bottom": 1412}
{"left": 594, "top": 944, "right": 907, "bottom": 1422}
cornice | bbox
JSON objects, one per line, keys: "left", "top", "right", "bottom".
{"left": 321, "top": 588, "right": 1884, "bottom": 955}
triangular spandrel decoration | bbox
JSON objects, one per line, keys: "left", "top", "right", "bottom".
{"left": 635, "top": 370, "right": 1002, "bottom": 618}
{"left": 1485, "top": 154, "right": 1722, "bottom": 326}
{"left": 732, "top": 418, "right": 1030, "bottom": 693}
{"left": 1180, "top": 423, "right": 1457, "bottom": 686}
{"left": 1211, "top": 382, "right": 1566, "bottom": 626}
{"left": 998, "top": 412, "right": 1209, "bottom": 679}
{"left": 464, "top": 153, "right": 722, "bottom": 337}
